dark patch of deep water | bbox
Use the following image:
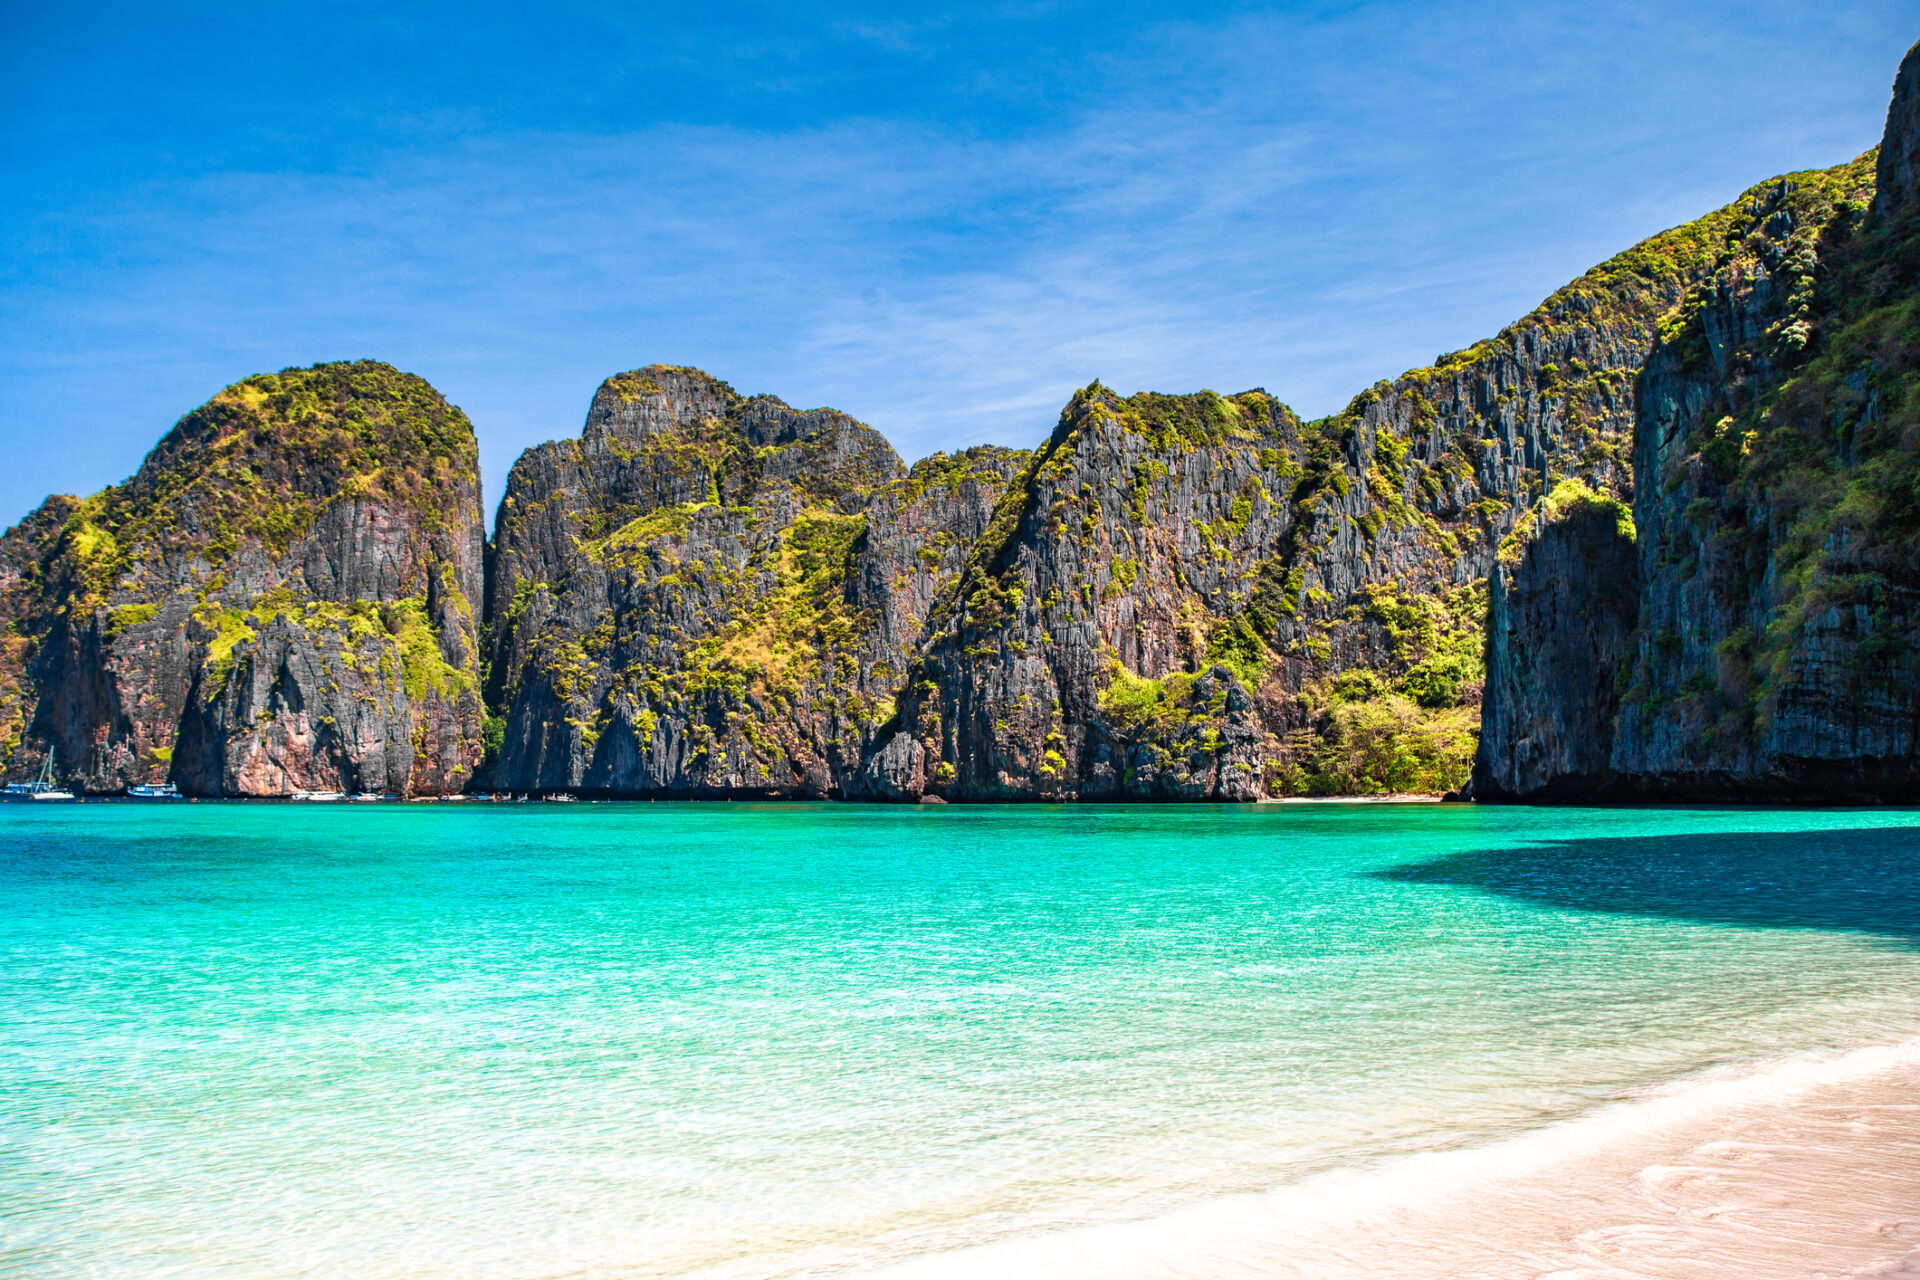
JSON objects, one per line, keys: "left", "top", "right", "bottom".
{"left": 1378, "top": 819, "right": 1920, "bottom": 942}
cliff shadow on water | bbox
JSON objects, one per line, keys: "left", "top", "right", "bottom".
{"left": 1376, "top": 822, "right": 1920, "bottom": 943}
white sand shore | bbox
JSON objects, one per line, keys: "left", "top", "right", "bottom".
{"left": 875, "top": 1039, "right": 1920, "bottom": 1280}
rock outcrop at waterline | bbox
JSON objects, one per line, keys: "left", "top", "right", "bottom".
{"left": 0, "top": 361, "right": 488, "bottom": 796}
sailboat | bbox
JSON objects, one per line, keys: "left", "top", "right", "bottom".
{"left": 3, "top": 748, "right": 76, "bottom": 801}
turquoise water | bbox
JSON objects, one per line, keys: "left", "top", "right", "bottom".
{"left": 4, "top": 802, "right": 1920, "bottom": 1277}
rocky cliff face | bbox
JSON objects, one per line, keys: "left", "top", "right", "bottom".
{"left": 11, "top": 45, "right": 1918, "bottom": 803}
{"left": 0, "top": 361, "right": 488, "bottom": 796}
{"left": 851, "top": 386, "right": 1299, "bottom": 801}
{"left": 834, "top": 161, "right": 1870, "bottom": 800}
{"left": 1876, "top": 41, "right": 1920, "bottom": 218}
{"left": 1477, "top": 485, "right": 1639, "bottom": 799}
{"left": 484, "top": 160, "right": 1858, "bottom": 801}
{"left": 1478, "top": 42, "right": 1920, "bottom": 801}
{"left": 485, "top": 282, "right": 1665, "bottom": 801}
{"left": 482, "top": 365, "right": 1028, "bottom": 796}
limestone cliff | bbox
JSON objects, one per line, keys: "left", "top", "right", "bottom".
{"left": 0, "top": 361, "right": 488, "bottom": 795}
{"left": 482, "top": 365, "right": 1025, "bottom": 795}
{"left": 1477, "top": 483, "right": 1639, "bottom": 798}
{"left": 1478, "top": 42, "right": 1920, "bottom": 801}
{"left": 485, "top": 175, "right": 1837, "bottom": 801}
{"left": 12, "top": 44, "right": 1920, "bottom": 804}
{"left": 488, "top": 306, "right": 1641, "bottom": 800}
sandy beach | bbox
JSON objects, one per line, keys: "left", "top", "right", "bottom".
{"left": 1266, "top": 794, "right": 1448, "bottom": 804}
{"left": 876, "top": 1038, "right": 1920, "bottom": 1280}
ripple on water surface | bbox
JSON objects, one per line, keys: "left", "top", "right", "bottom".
{"left": 2, "top": 803, "right": 1919, "bottom": 1277}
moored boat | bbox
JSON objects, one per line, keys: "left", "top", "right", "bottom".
{"left": 7, "top": 749, "right": 75, "bottom": 801}
{"left": 289, "top": 790, "right": 346, "bottom": 802}
{"left": 127, "top": 782, "right": 183, "bottom": 800}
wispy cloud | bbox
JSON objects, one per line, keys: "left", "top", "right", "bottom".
{"left": 0, "top": 1, "right": 1908, "bottom": 523}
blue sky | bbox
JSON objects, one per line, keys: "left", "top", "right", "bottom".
{"left": 1, "top": 2, "right": 1913, "bottom": 526}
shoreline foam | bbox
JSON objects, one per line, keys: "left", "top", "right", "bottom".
{"left": 868, "top": 1038, "right": 1920, "bottom": 1280}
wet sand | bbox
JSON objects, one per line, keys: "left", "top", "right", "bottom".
{"left": 876, "top": 1040, "right": 1920, "bottom": 1279}
{"left": 1256, "top": 1046, "right": 1920, "bottom": 1279}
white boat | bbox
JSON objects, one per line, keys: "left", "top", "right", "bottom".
{"left": 290, "top": 790, "right": 346, "bottom": 802}
{"left": 544, "top": 792, "right": 577, "bottom": 802}
{"left": 352, "top": 793, "right": 380, "bottom": 802}
{"left": 9, "top": 749, "right": 75, "bottom": 801}
{"left": 127, "top": 782, "right": 182, "bottom": 800}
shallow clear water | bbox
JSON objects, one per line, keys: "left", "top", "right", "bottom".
{"left": 4, "top": 802, "right": 1920, "bottom": 1277}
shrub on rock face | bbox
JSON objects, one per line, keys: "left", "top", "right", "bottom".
{"left": 1273, "top": 678, "right": 1479, "bottom": 797}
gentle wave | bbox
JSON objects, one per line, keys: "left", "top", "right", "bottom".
{"left": 865, "top": 1038, "right": 1920, "bottom": 1280}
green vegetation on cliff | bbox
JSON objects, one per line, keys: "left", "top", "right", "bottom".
{"left": 52, "top": 361, "right": 479, "bottom": 610}
{"left": 1268, "top": 580, "right": 1485, "bottom": 795}
{"left": 1611, "top": 150, "right": 1910, "bottom": 743}
{"left": 1498, "top": 478, "right": 1637, "bottom": 564}
{"left": 672, "top": 508, "right": 869, "bottom": 707}
{"left": 0, "top": 360, "right": 487, "bottom": 795}
{"left": 1275, "top": 673, "right": 1480, "bottom": 796}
